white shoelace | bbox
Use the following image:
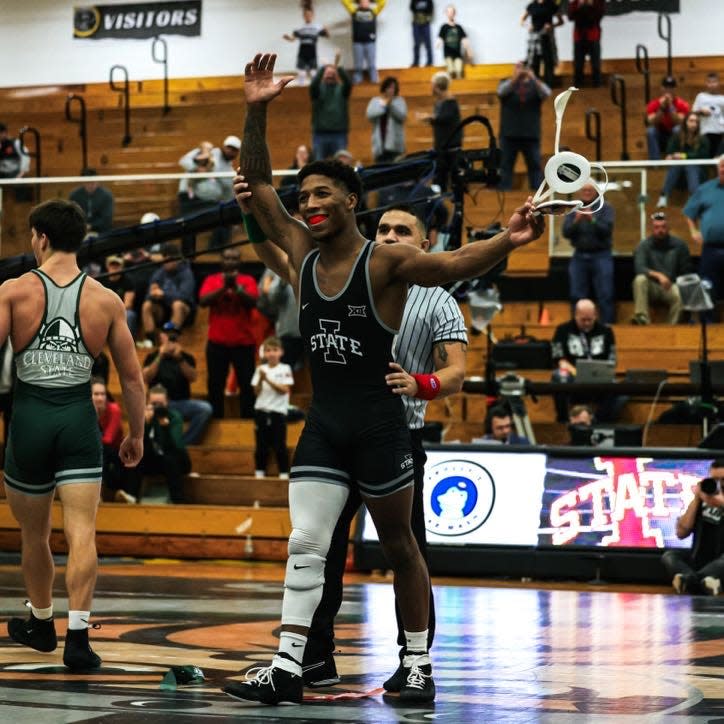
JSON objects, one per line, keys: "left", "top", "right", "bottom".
{"left": 244, "top": 665, "right": 276, "bottom": 691}
{"left": 405, "top": 655, "right": 432, "bottom": 690}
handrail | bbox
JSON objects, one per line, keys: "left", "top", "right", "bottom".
{"left": 584, "top": 108, "right": 601, "bottom": 162}
{"left": 0, "top": 160, "right": 716, "bottom": 188}
{"left": 609, "top": 75, "right": 630, "bottom": 161}
{"left": 151, "top": 36, "right": 171, "bottom": 115}
{"left": 19, "top": 126, "right": 41, "bottom": 178}
{"left": 657, "top": 13, "right": 673, "bottom": 78}
{"left": 109, "top": 64, "right": 132, "bottom": 146}
{"left": 64, "top": 94, "right": 88, "bottom": 171}
{"left": 635, "top": 44, "right": 651, "bottom": 105}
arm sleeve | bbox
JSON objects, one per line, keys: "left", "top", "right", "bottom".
{"left": 366, "top": 97, "right": 385, "bottom": 120}
{"left": 101, "top": 404, "right": 123, "bottom": 446}
{"left": 389, "top": 97, "right": 408, "bottom": 122}
{"left": 177, "top": 269, "right": 196, "bottom": 304}
{"left": 594, "top": 203, "right": 615, "bottom": 238}
{"left": 243, "top": 212, "right": 267, "bottom": 243}
{"left": 497, "top": 79, "right": 514, "bottom": 97}
{"left": 338, "top": 67, "right": 352, "bottom": 96}
{"left": 633, "top": 243, "right": 648, "bottom": 276}
{"left": 178, "top": 148, "right": 199, "bottom": 171}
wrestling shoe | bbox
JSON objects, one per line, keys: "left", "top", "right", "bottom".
{"left": 399, "top": 653, "right": 435, "bottom": 703}
{"left": 224, "top": 657, "right": 303, "bottom": 705}
{"left": 302, "top": 655, "right": 340, "bottom": 687}
{"left": 702, "top": 576, "right": 722, "bottom": 596}
{"left": 7, "top": 608, "right": 57, "bottom": 652}
{"left": 673, "top": 573, "right": 699, "bottom": 594}
{"left": 64, "top": 625, "right": 102, "bottom": 671}
{"left": 382, "top": 648, "right": 406, "bottom": 692}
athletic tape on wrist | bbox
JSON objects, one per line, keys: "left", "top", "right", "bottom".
{"left": 413, "top": 373, "right": 441, "bottom": 400}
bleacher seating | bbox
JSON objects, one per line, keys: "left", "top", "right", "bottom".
{"left": 1, "top": 56, "right": 722, "bottom": 558}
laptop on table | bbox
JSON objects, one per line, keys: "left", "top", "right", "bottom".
{"left": 575, "top": 359, "right": 616, "bottom": 384}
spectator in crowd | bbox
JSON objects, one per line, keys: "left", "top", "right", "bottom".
{"left": 280, "top": 144, "right": 311, "bottom": 189}
{"left": 100, "top": 255, "right": 138, "bottom": 338}
{"left": 140, "top": 242, "right": 196, "bottom": 347}
{"left": 646, "top": 76, "right": 690, "bottom": 160}
{"left": 568, "top": 404, "right": 593, "bottom": 427}
{"left": 258, "top": 269, "right": 305, "bottom": 371}
{"left": 421, "top": 71, "right": 461, "bottom": 191}
{"left": 567, "top": 0, "right": 605, "bottom": 88}
{"left": 662, "top": 459, "right": 724, "bottom": 596}
{"left": 127, "top": 384, "right": 191, "bottom": 504}
{"left": 341, "top": 0, "right": 386, "bottom": 84}
{"left": 178, "top": 137, "right": 240, "bottom": 250}
{"left": 497, "top": 61, "right": 551, "bottom": 191}
{"left": 92, "top": 377, "right": 136, "bottom": 504}
{"left": 551, "top": 299, "right": 618, "bottom": 422}
{"left": 333, "top": 148, "right": 357, "bottom": 166}
{"left": 657, "top": 112, "right": 708, "bottom": 209}
{"left": 521, "top": 0, "right": 563, "bottom": 88}
{"left": 410, "top": 0, "right": 434, "bottom": 68}
{"left": 0, "top": 122, "right": 30, "bottom": 179}
{"left": 632, "top": 211, "right": 692, "bottom": 325}
{"left": 437, "top": 4, "right": 471, "bottom": 79}
{"left": 142, "top": 322, "right": 212, "bottom": 445}
{"left": 366, "top": 76, "right": 408, "bottom": 163}
{"left": 563, "top": 183, "right": 615, "bottom": 324}
{"left": 684, "top": 156, "right": 724, "bottom": 312}
{"left": 252, "top": 337, "right": 294, "bottom": 479}
{"left": 198, "top": 245, "right": 259, "bottom": 419}
{"left": 69, "top": 168, "right": 114, "bottom": 234}
{"left": 693, "top": 72, "right": 724, "bottom": 158}
{"left": 283, "top": 5, "right": 329, "bottom": 86}
{"left": 475, "top": 405, "right": 531, "bottom": 445}
{"left": 310, "top": 52, "right": 352, "bottom": 161}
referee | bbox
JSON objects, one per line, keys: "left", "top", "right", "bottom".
{"left": 302, "top": 205, "right": 468, "bottom": 691}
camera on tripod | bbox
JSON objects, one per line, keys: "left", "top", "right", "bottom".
{"left": 453, "top": 147, "right": 501, "bottom": 188}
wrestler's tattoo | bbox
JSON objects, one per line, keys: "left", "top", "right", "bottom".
{"left": 241, "top": 104, "right": 272, "bottom": 184}
{"left": 434, "top": 342, "right": 449, "bottom": 362}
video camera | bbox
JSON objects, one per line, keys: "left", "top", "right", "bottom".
{"left": 701, "top": 477, "right": 722, "bottom": 495}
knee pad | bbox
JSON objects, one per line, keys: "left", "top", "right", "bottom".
{"left": 285, "top": 552, "right": 325, "bottom": 591}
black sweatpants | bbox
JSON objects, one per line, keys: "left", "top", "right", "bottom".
{"left": 662, "top": 549, "right": 724, "bottom": 583}
{"left": 254, "top": 410, "right": 289, "bottom": 474}
{"left": 206, "top": 341, "right": 256, "bottom": 419}
{"left": 304, "top": 428, "right": 435, "bottom": 664}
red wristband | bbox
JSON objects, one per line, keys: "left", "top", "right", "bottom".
{"left": 412, "top": 373, "right": 441, "bottom": 400}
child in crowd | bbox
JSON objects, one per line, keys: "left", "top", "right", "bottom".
{"left": 252, "top": 337, "right": 294, "bottom": 479}
{"left": 283, "top": 4, "right": 329, "bottom": 86}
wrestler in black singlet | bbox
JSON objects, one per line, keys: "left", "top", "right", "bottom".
{"left": 291, "top": 240, "right": 414, "bottom": 497}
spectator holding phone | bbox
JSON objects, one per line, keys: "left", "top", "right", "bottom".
{"left": 198, "top": 246, "right": 259, "bottom": 419}
{"left": 662, "top": 459, "right": 724, "bottom": 596}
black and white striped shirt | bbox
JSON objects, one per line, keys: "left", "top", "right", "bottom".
{"left": 393, "top": 285, "right": 468, "bottom": 430}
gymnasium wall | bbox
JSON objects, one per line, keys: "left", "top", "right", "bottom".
{"left": 3, "top": 0, "right": 723, "bottom": 88}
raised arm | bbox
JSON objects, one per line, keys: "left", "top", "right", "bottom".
{"left": 383, "top": 197, "right": 545, "bottom": 287}
{"left": 241, "top": 53, "right": 314, "bottom": 269}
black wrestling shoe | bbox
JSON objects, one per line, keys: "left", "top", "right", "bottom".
{"left": 224, "top": 662, "right": 303, "bottom": 705}
{"left": 383, "top": 648, "right": 406, "bottom": 692}
{"left": 302, "top": 656, "right": 340, "bottom": 687}
{"left": 63, "top": 626, "right": 102, "bottom": 671}
{"left": 399, "top": 654, "right": 435, "bottom": 703}
{"left": 7, "top": 611, "right": 57, "bottom": 652}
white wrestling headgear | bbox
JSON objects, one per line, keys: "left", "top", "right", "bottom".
{"left": 532, "top": 87, "right": 608, "bottom": 215}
